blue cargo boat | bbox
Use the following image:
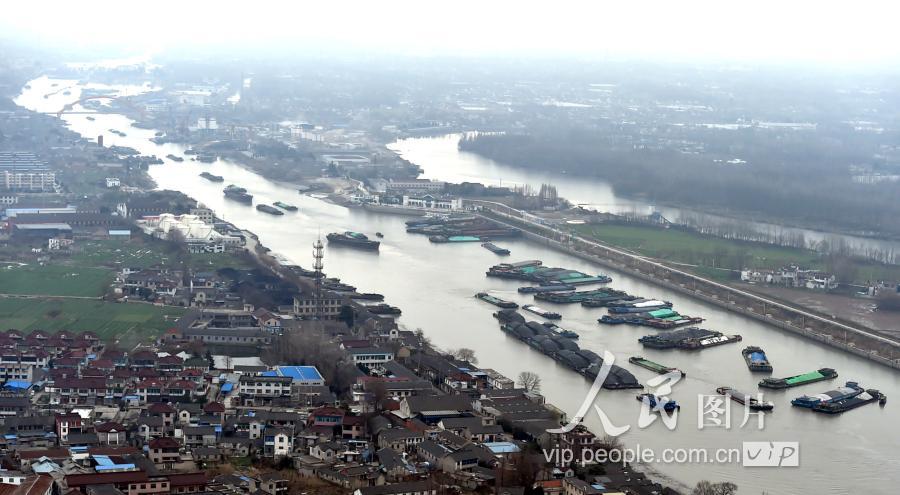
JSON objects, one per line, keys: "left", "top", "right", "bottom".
{"left": 637, "top": 393, "right": 680, "bottom": 412}
{"left": 742, "top": 346, "right": 773, "bottom": 372}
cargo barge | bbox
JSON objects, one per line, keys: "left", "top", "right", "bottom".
{"left": 475, "top": 292, "right": 518, "bottom": 309}
{"left": 223, "top": 185, "right": 252, "bottom": 204}
{"left": 535, "top": 288, "right": 629, "bottom": 304}
{"left": 350, "top": 293, "right": 385, "bottom": 301}
{"left": 543, "top": 322, "right": 579, "bottom": 339}
{"left": 608, "top": 300, "right": 672, "bottom": 313}
{"left": 366, "top": 303, "right": 401, "bottom": 315}
{"left": 812, "top": 389, "right": 887, "bottom": 414}
{"left": 327, "top": 232, "right": 380, "bottom": 251}
{"left": 759, "top": 368, "right": 838, "bottom": 389}
{"left": 716, "top": 387, "right": 774, "bottom": 411}
{"left": 200, "top": 172, "right": 224, "bottom": 182}
{"left": 638, "top": 328, "right": 721, "bottom": 349}
{"left": 273, "top": 201, "right": 298, "bottom": 211}
{"left": 628, "top": 356, "right": 685, "bottom": 376}
{"left": 637, "top": 393, "right": 680, "bottom": 412}
{"left": 679, "top": 334, "right": 743, "bottom": 350}
{"left": 166, "top": 154, "right": 184, "bottom": 162}
{"left": 497, "top": 316, "right": 641, "bottom": 389}
{"left": 522, "top": 304, "right": 561, "bottom": 320}
{"left": 518, "top": 284, "right": 576, "bottom": 294}
{"left": 482, "top": 242, "right": 510, "bottom": 255}
{"left": 429, "top": 235, "right": 482, "bottom": 243}
{"left": 742, "top": 346, "right": 773, "bottom": 372}
{"left": 256, "top": 204, "right": 284, "bottom": 216}
{"left": 791, "top": 381, "right": 864, "bottom": 408}
{"left": 487, "top": 262, "right": 610, "bottom": 286}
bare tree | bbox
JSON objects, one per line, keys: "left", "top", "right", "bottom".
{"left": 451, "top": 348, "right": 478, "bottom": 364}
{"left": 691, "top": 481, "right": 738, "bottom": 495}
{"left": 518, "top": 371, "right": 541, "bottom": 393}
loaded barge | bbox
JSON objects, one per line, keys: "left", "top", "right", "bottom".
{"left": 742, "top": 346, "right": 773, "bottom": 372}
{"left": 223, "top": 185, "right": 252, "bottom": 204}
{"left": 536, "top": 288, "right": 630, "bottom": 304}
{"left": 494, "top": 310, "right": 641, "bottom": 390}
{"left": 679, "top": 334, "right": 742, "bottom": 350}
{"left": 791, "top": 381, "right": 864, "bottom": 408}
{"left": 200, "top": 172, "right": 224, "bottom": 182}
{"left": 487, "top": 261, "right": 611, "bottom": 286}
{"left": 522, "top": 304, "right": 561, "bottom": 320}
{"left": 812, "top": 389, "right": 887, "bottom": 414}
{"left": 759, "top": 368, "right": 838, "bottom": 389}
{"left": 273, "top": 201, "right": 298, "bottom": 211}
{"left": 256, "top": 204, "right": 284, "bottom": 216}
{"left": 482, "top": 242, "right": 510, "bottom": 255}
{"left": 716, "top": 387, "right": 774, "bottom": 411}
{"left": 475, "top": 292, "right": 518, "bottom": 309}
{"left": 628, "top": 356, "right": 686, "bottom": 376}
{"left": 327, "top": 232, "right": 380, "bottom": 251}
{"left": 518, "top": 284, "right": 576, "bottom": 294}
{"left": 638, "top": 327, "right": 721, "bottom": 349}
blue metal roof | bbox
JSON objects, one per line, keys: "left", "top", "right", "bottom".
{"left": 3, "top": 380, "right": 31, "bottom": 390}
{"left": 221, "top": 383, "right": 234, "bottom": 393}
{"left": 274, "top": 365, "right": 324, "bottom": 382}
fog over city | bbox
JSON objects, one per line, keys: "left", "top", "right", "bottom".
{"left": 1, "top": 2, "right": 900, "bottom": 495}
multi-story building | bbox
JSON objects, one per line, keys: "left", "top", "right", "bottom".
{"left": 0, "top": 152, "right": 56, "bottom": 192}
{"left": 293, "top": 294, "right": 344, "bottom": 319}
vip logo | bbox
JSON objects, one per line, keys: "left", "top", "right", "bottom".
{"left": 742, "top": 441, "right": 800, "bottom": 467}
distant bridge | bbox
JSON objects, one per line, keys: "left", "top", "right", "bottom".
{"left": 54, "top": 95, "right": 117, "bottom": 117}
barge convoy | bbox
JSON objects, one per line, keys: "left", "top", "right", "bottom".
{"left": 742, "top": 346, "right": 773, "bottom": 372}
{"left": 716, "top": 387, "right": 774, "bottom": 411}
{"left": 475, "top": 292, "right": 518, "bottom": 309}
{"left": 759, "top": 368, "right": 838, "bottom": 389}
{"left": 494, "top": 309, "right": 642, "bottom": 390}
{"left": 326, "top": 232, "right": 380, "bottom": 251}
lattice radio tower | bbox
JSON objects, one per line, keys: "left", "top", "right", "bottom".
{"left": 312, "top": 237, "right": 324, "bottom": 320}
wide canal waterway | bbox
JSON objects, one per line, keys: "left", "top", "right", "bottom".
{"left": 16, "top": 77, "right": 900, "bottom": 494}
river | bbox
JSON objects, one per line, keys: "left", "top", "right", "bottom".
{"left": 15, "top": 77, "right": 900, "bottom": 494}
{"left": 389, "top": 133, "right": 900, "bottom": 260}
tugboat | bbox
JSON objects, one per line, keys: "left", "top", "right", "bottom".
{"left": 86, "top": 116, "right": 95, "bottom": 121}
{"left": 522, "top": 304, "right": 562, "bottom": 320}
{"left": 200, "top": 172, "right": 224, "bottom": 182}
{"left": 759, "top": 368, "right": 838, "bottom": 389}
{"left": 273, "top": 201, "right": 298, "bottom": 211}
{"left": 742, "top": 346, "right": 773, "bottom": 372}
{"left": 791, "top": 381, "right": 865, "bottom": 408}
{"left": 223, "top": 185, "right": 253, "bottom": 204}
{"left": 636, "top": 393, "right": 680, "bottom": 412}
{"left": 326, "top": 232, "right": 380, "bottom": 251}
{"left": 256, "top": 204, "right": 284, "bottom": 216}
{"left": 375, "top": 232, "right": 384, "bottom": 238}
{"left": 543, "top": 322, "right": 579, "bottom": 339}
{"left": 475, "top": 292, "right": 518, "bottom": 309}
{"left": 717, "top": 386, "right": 774, "bottom": 411}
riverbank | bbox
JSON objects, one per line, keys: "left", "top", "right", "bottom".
{"left": 475, "top": 202, "right": 900, "bottom": 369}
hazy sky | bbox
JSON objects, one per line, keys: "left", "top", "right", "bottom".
{"left": 3, "top": 0, "right": 899, "bottom": 66}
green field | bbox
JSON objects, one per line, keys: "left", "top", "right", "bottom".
{"left": 0, "top": 298, "right": 185, "bottom": 346}
{"left": 0, "top": 264, "right": 114, "bottom": 296}
{"left": 573, "top": 223, "right": 900, "bottom": 283}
